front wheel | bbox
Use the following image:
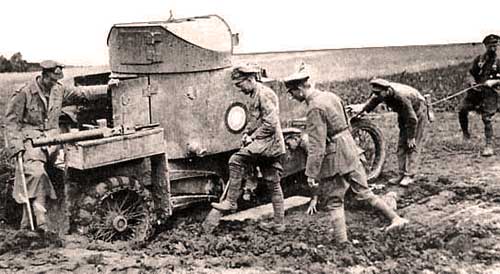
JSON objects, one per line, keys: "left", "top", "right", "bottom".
{"left": 350, "top": 119, "right": 386, "bottom": 181}
{"left": 73, "top": 176, "right": 155, "bottom": 243}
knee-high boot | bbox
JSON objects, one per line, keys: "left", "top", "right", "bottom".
{"left": 329, "top": 207, "right": 348, "bottom": 243}
{"left": 368, "top": 196, "right": 409, "bottom": 231}
{"left": 211, "top": 165, "right": 243, "bottom": 211}
{"left": 268, "top": 180, "right": 284, "bottom": 224}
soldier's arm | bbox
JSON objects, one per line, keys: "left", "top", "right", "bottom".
{"left": 63, "top": 85, "right": 108, "bottom": 106}
{"left": 467, "top": 56, "right": 481, "bottom": 85}
{"left": 495, "top": 59, "right": 500, "bottom": 79}
{"left": 249, "top": 91, "right": 279, "bottom": 140}
{"left": 4, "top": 90, "right": 27, "bottom": 156}
{"left": 396, "top": 94, "right": 418, "bottom": 140}
{"left": 305, "top": 108, "right": 327, "bottom": 180}
{"left": 244, "top": 115, "right": 259, "bottom": 136}
{"left": 362, "top": 95, "right": 383, "bottom": 113}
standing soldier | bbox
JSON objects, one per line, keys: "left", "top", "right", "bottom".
{"left": 4, "top": 60, "right": 91, "bottom": 231}
{"left": 459, "top": 34, "right": 500, "bottom": 156}
{"left": 211, "top": 64, "right": 287, "bottom": 231}
{"left": 358, "top": 79, "right": 429, "bottom": 186}
{"left": 284, "top": 67, "right": 408, "bottom": 244}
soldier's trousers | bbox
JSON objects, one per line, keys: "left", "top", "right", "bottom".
{"left": 321, "top": 160, "right": 376, "bottom": 210}
{"left": 458, "top": 92, "right": 497, "bottom": 144}
{"left": 14, "top": 143, "right": 59, "bottom": 228}
{"left": 397, "top": 107, "right": 428, "bottom": 177}
{"left": 225, "top": 149, "right": 285, "bottom": 223}
{"left": 20, "top": 195, "right": 47, "bottom": 229}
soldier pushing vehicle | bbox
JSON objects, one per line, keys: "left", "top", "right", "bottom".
{"left": 458, "top": 34, "right": 500, "bottom": 156}
{"left": 356, "top": 79, "right": 429, "bottom": 186}
{"left": 283, "top": 66, "right": 409, "bottom": 244}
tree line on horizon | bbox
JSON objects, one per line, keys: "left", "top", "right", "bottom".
{"left": 0, "top": 52, "right": 41, "bottom": 73}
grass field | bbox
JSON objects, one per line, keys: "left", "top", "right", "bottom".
{"left": 235, "top": 42, "right": 482, "bottom": 81}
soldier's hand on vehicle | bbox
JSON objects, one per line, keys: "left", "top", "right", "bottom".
{"left": 306, "top": 195, "right": 318, "bottom": 215}
{"left": 346, "top": 104, "right": 364, "bottom": 117}
{"left": 307, "top": 177, "right": 318, "bottom": 188}
{"left": 485, "top": 79, "right": 500, "bottom": 88}
{"left": 407, "top": 138, "right": 417, "bottom": 150}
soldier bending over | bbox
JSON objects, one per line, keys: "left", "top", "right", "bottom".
{"left": 358, "top": 79, "right": 429, "bottom": 186}
{"left": 284, "top": 67, "right": 408, "bottom": 244}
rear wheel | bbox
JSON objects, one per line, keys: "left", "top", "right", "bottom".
{"left": 350, "top": 119, "right": 386, "bottom": 181}
{"left": 74, "top": 176, "right": 154, "bottom": 243}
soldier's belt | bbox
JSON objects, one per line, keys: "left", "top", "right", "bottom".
{"left": 326, "top": 127, "right": 349, "bottom": 143}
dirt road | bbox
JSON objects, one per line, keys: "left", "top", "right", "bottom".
{"left": 1, "top": 112, "right": 500, "bottom": 274}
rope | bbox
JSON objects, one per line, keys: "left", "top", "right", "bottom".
{"left": 430, "top": 84, "right": 483, "bottom": 106}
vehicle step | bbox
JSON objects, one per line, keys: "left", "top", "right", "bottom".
{"left": 221, "top": 196, "right": 310, "bottom": 222}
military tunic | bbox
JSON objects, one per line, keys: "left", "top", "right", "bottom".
{"left": 459, "top": 52, "right": 500, "bottom": 141}
{"left": 4, "top": 77, "right": 89, "bottom": 203}
{"left": 241, "top": 82, "right": 286, "bottom": 159}
{"left": 305, "top": 88, "right": 374, "bottom": 209}
{"left": 231, "top": 82, "right": 286, "bottom": 180}
{"left": 363, "top": 82, "right": 428, "bottom": 176}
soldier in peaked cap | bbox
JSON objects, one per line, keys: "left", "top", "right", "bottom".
{"left": 358, "top": 78, "right": 429, "bottom": 186}
{"left": 211, "top": 64, "right": 287, "bottom": 232}
{"left": 284, "top": 65, "right": 408, "bottom": 245}
{"left": 40, "top": 60, "right": 65, "bottom": 80}
{"left": 458, "top": 34, "right": 500, "bottom": 157}
{"left": 4, "top": 60, "right": 92, "bottom": 232}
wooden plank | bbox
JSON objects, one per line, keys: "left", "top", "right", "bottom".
{"left": 221, "top": 196, "right": 310, "bottom": 222}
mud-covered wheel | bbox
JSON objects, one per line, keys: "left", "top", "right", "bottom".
{"left": 75, "top": 176, "right": 154, "bottom": 243}
{"left": 350, "top": 119, "right": 386, "bottom": 181}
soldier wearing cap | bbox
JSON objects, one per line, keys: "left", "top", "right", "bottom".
{"left": 458, "top": 34, "right": 500, "bottom": 156}
{"left": 284, "top": 66, "right": 408, "bottom": 244}
{"left": 211, "top": 64, "right": 286, "bottom": 231}
{"left": 358, "top": 78, "right": 428, "bottom": 186}
{"left": 4, "top": 60, "right": 91, "bottom": 231}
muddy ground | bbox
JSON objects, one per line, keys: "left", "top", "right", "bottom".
{"left": 1, "top": 112, "right": 500, "bottom": 274}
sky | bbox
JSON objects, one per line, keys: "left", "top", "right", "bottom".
{"left": 1, "top": 0, "right": 499, "bottom": 66}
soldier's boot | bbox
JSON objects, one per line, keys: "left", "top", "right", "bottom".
{"left": 211, "top": 183, "right": 240, "bottom": 211}
{"left": 329, "top": 207, "right": 348, "bottom": 244}
{"left": 369, "top": 196, "right": 409, "bottom": 232}
{"left": 481, "top": 140, "right": 494, "bottom": 157}
{"left": 388, "top": 175, "right": 404, "bottom": 185}
{"left": 481, "top": 114, "right": 494, "bottom": 156}
{"left": 259, "top": 179, "right": 286, "bottom": 233}
{"left": 399, "top": 175, "right": 415, "bottom": 187}
{"left": 211, "top": 166, "right": 242, "bottom": 211}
